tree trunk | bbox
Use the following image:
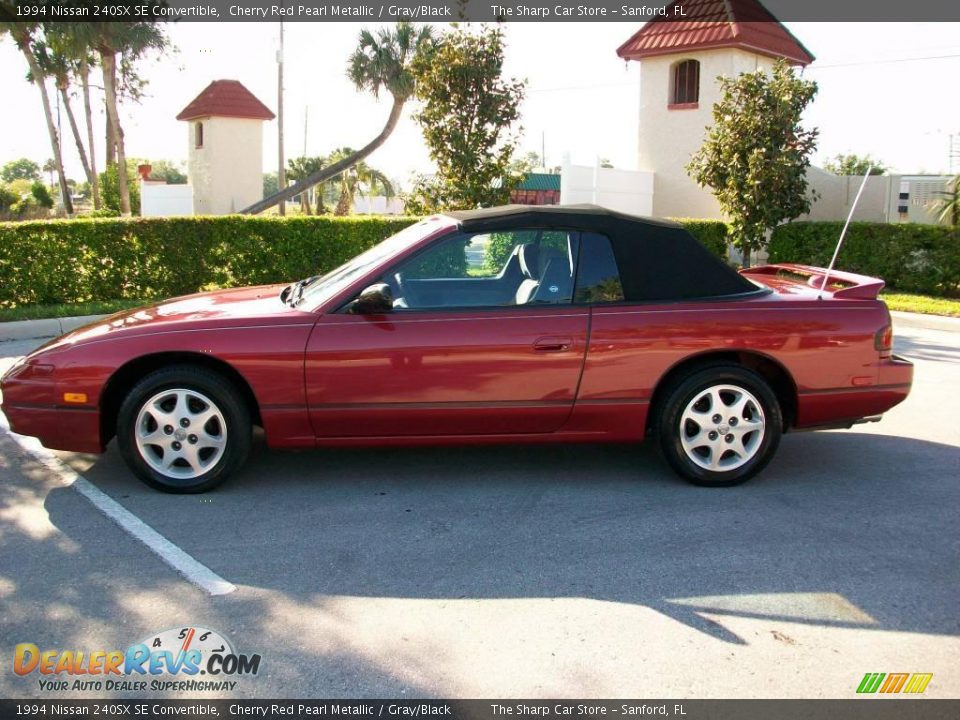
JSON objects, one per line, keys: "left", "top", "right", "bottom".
{"left": 80, "top": 58, "right": 101, "bottom": 209}
{"left": 59, "top": 83, "right": 94, "bottom": 195}
{"left": 100, "top": 50, "right": 130, "bottom": 215}
{"left": 104, "top": 108, "right": 116, "bottom": 166}
{"left": 242, "top": 96, "right": 405, "bottom": 215}
{"left": 316, "top": 188, "right": 326, "bottom": 215}
{"left": 741, "top": 247, "right": 752, "bottom": 269}
{"left": 16, "top": 36, "right": 73, "bottom": 215}
{"left": 334, "top": 188, "right": 352, "bottom": 216}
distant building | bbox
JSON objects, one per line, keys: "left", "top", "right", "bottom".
{"left": 176, "top": 79, "right": 275, "bottom": 215}
{"left": 510, "top": 173, "right": 561, "bottom": 205}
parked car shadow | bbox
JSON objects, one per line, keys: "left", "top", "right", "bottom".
{"left": 43, "top": 428, "right": 960, "bottom": 649}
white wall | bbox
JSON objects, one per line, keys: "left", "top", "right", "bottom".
{"left": 802, "top": 170, "right": 953, "bottom": 225}
{"left": 186, "top": 116, "right": 264, "bottom": 215}
{"left": 140, "top": 181, "right": 193, "bottom": 217}
{"left": 560, "top": 162, "right": 654, "bottom": 216}
{"left": 352, "top": 195, "right": 405, "bottom": 215}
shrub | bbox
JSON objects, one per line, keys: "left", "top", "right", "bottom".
{"left": 0, "top": 215, "right": 416, "bottom": 307}
{"left": 0, "top": 215, "right": 733, "bottom": 309}
{"left": 30, "top": 181, "right": 53, "bottom": 209}
{"left": 100, "top": 164, "right": 141, "bottom": 216}
{"left": 0, "top": 184, "right": 17, "bottom": 212}
{"left": 669, "top": 218, "right": 729, "bottom": 260}
{"left": 768, "top": 221, "right": 960, "bottom": 297}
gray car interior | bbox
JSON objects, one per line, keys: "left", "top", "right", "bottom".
{"left": 390, "top": 231, "right": 578, "bottom": 310}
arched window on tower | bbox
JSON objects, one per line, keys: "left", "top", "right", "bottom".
{"left": 195, "top": 121, "right": 204, "bottom": 149}
{"left": 670, "top": 59, "right": 700, "bottom": 107}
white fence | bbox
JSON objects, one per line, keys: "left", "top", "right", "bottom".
{"left": 560, "top": 163, "right": 654, "bottom": 216}
{"left": 141, "top": 182, "right": 194, "bottom": 217}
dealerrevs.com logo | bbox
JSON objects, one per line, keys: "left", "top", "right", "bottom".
{"left": 13, "top": 626, "right": 262, "bottom": 693}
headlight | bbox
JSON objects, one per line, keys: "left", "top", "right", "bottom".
{"left": 2, "top": 358, "right": 54, "bottom": 383}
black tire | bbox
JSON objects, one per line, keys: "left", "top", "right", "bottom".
{"left": 116, "top": 365, "right": 251, "bottom": 493}
{"left": 655, "top": 363, "right": 782, "bottom": 487}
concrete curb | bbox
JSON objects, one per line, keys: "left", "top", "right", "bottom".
{"left": 891, "top": 311, "right": 960, "bottom": 333}
{"left": 0, "top": 314, "right": 107, "bottom": 343}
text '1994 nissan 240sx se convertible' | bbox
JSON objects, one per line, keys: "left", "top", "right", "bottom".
{"left": 2, "top": 206, "right": 913, "bottom": 493}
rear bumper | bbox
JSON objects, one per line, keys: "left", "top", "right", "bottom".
{"left": 794, "top": 355, "right": 913, "bottom": 429}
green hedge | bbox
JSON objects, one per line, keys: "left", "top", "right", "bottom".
{"left": 0, "top": 214, "right": 731, "bottom": 308}
{"left": 670, "top": 218, "right": 729, "bottom": 260}
{"left": 768, "top": 221, "right": 960, "bottom": 297}
{"left": 0, "top": 216, "right": 416, "bottom": 307}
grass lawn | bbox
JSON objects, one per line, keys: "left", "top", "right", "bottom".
{"left": 881, "top": 292, "right": 960, "bottom": 318}
{"left": 0, "top": 298, "right": 149, "bottom": 324}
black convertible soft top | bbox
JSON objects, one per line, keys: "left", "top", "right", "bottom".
{"left": 446, "top": 204, "right": 758, "bottom": 302}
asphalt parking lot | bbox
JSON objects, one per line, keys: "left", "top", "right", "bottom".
{"left": 0, "top": 319, "right": 957, "bottom": 699}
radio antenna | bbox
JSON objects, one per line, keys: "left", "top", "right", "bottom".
{"left": 819, "top": 167, "right": 873, "bottom": 297}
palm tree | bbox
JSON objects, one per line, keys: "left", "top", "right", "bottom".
{"left": 88, "top": 22, "right": 167, "bottom": 216}
{"left": 243, "top": 22, "right": 434, "bottom": 215}
{"left": 325, "top": 148, "right": 395, "bottom": 215}
{"left": 932, "top": 175, "right": 959, "bottom": 226}
{"left": 33, "top": 39, "right": 96, "bottom": 206}
{"left": 0, "top": 17, "right": 73, "bottom": 214}
{"left": 44, "top": 22, "right": 101, "bottom": 208}
{"left": 286, "top": 156, "right": 328, "bottom": 214}
{"left": 42, "top": 158, "right": 56, "bottom": 186}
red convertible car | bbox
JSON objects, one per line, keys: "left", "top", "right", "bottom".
{"left": 1, "top": 205, "right": 913, "bottom": 492}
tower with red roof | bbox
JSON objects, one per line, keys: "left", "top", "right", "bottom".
{"left": 177, "top": 79, "right": 275, "bottom": 215}
{"left": 617, "top": 0, "right": 814, "bottom": 219}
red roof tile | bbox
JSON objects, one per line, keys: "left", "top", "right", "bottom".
{"left": 176, "top": 80, "right": 275, "bottom": 122}
{"left": 617, "top": 0, "right": 814, "bottom": 66}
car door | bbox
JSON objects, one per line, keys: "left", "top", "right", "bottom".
{"left": 304, "top": 229, "right": 589, "bottom": 438}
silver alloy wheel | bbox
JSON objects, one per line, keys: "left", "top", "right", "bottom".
{"left": 679, "top": 384, "right": 766, "bottom": 472}
{"left": 134, "top": 388, "right": 227, "bottom": 479}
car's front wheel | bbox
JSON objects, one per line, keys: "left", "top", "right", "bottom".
{"left": 656, "top": 364, "right": 782, "bottom": 487}
{"left": 117, "top": 366, "right": 251, "bottom": 493}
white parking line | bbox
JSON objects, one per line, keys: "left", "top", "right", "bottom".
{"left": 0, "top": 415, "right": 236, "bottom": 596}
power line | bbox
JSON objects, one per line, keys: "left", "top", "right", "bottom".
{"left": 808, "top": 52, "right": 960, "bottom": 69}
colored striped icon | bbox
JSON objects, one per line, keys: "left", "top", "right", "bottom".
{"left": 857, "top": 672, "right": 933, "bottom": 694}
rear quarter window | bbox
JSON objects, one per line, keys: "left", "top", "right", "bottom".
{"left": 574, "top": 233, "right": 624, "bottom": 304}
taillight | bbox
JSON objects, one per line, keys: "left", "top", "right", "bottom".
{"left": 875, "top": 324, "right": 893, "bottom": 357}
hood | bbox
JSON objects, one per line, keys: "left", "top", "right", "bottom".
{"left": 35, "top": 284, "right": 316, "bottom": 354}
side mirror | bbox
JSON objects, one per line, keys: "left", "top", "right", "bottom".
{"left": 349, "top": 283, "right": 393, "bottom": 314}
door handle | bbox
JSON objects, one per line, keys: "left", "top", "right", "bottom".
{"left": 534, "top": 336, "right": 574, "bottom": 353}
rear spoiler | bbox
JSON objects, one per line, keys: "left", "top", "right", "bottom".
{"left": 740, "top": 263, "right": 885, "bottom": 300}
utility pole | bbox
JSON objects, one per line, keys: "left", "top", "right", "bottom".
{"left": 277, "top": 20, "right": 286, "bottom": 216}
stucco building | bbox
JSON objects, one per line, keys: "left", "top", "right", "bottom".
{"left": 176, "top": 80, "right": 275, "bottom": 215}
{"left": 617, "top": 0, "right": 814, "bottom": 219}
{"left": 600, "top": 0, "right": 953, "bottom": 225}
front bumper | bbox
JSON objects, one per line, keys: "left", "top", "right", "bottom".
{"left": 1, "top": 362, "right": 103, "bottom": 453}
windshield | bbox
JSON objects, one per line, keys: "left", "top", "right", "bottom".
{"left": 296, "top": 217, "right": 453, "bottom": 310}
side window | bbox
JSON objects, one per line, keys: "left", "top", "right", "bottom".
{"left": 387, "top": 229, "right": 579, "bottom": 310}
{"left": 574, "top": 233, "right": 624, "bottom": 304}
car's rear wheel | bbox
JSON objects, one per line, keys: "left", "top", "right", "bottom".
{"left": 655, "top": 364, "right": 782, "bottom": 487}
{"left": 117, "top": 366, "right": 251, "bottom": 493}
